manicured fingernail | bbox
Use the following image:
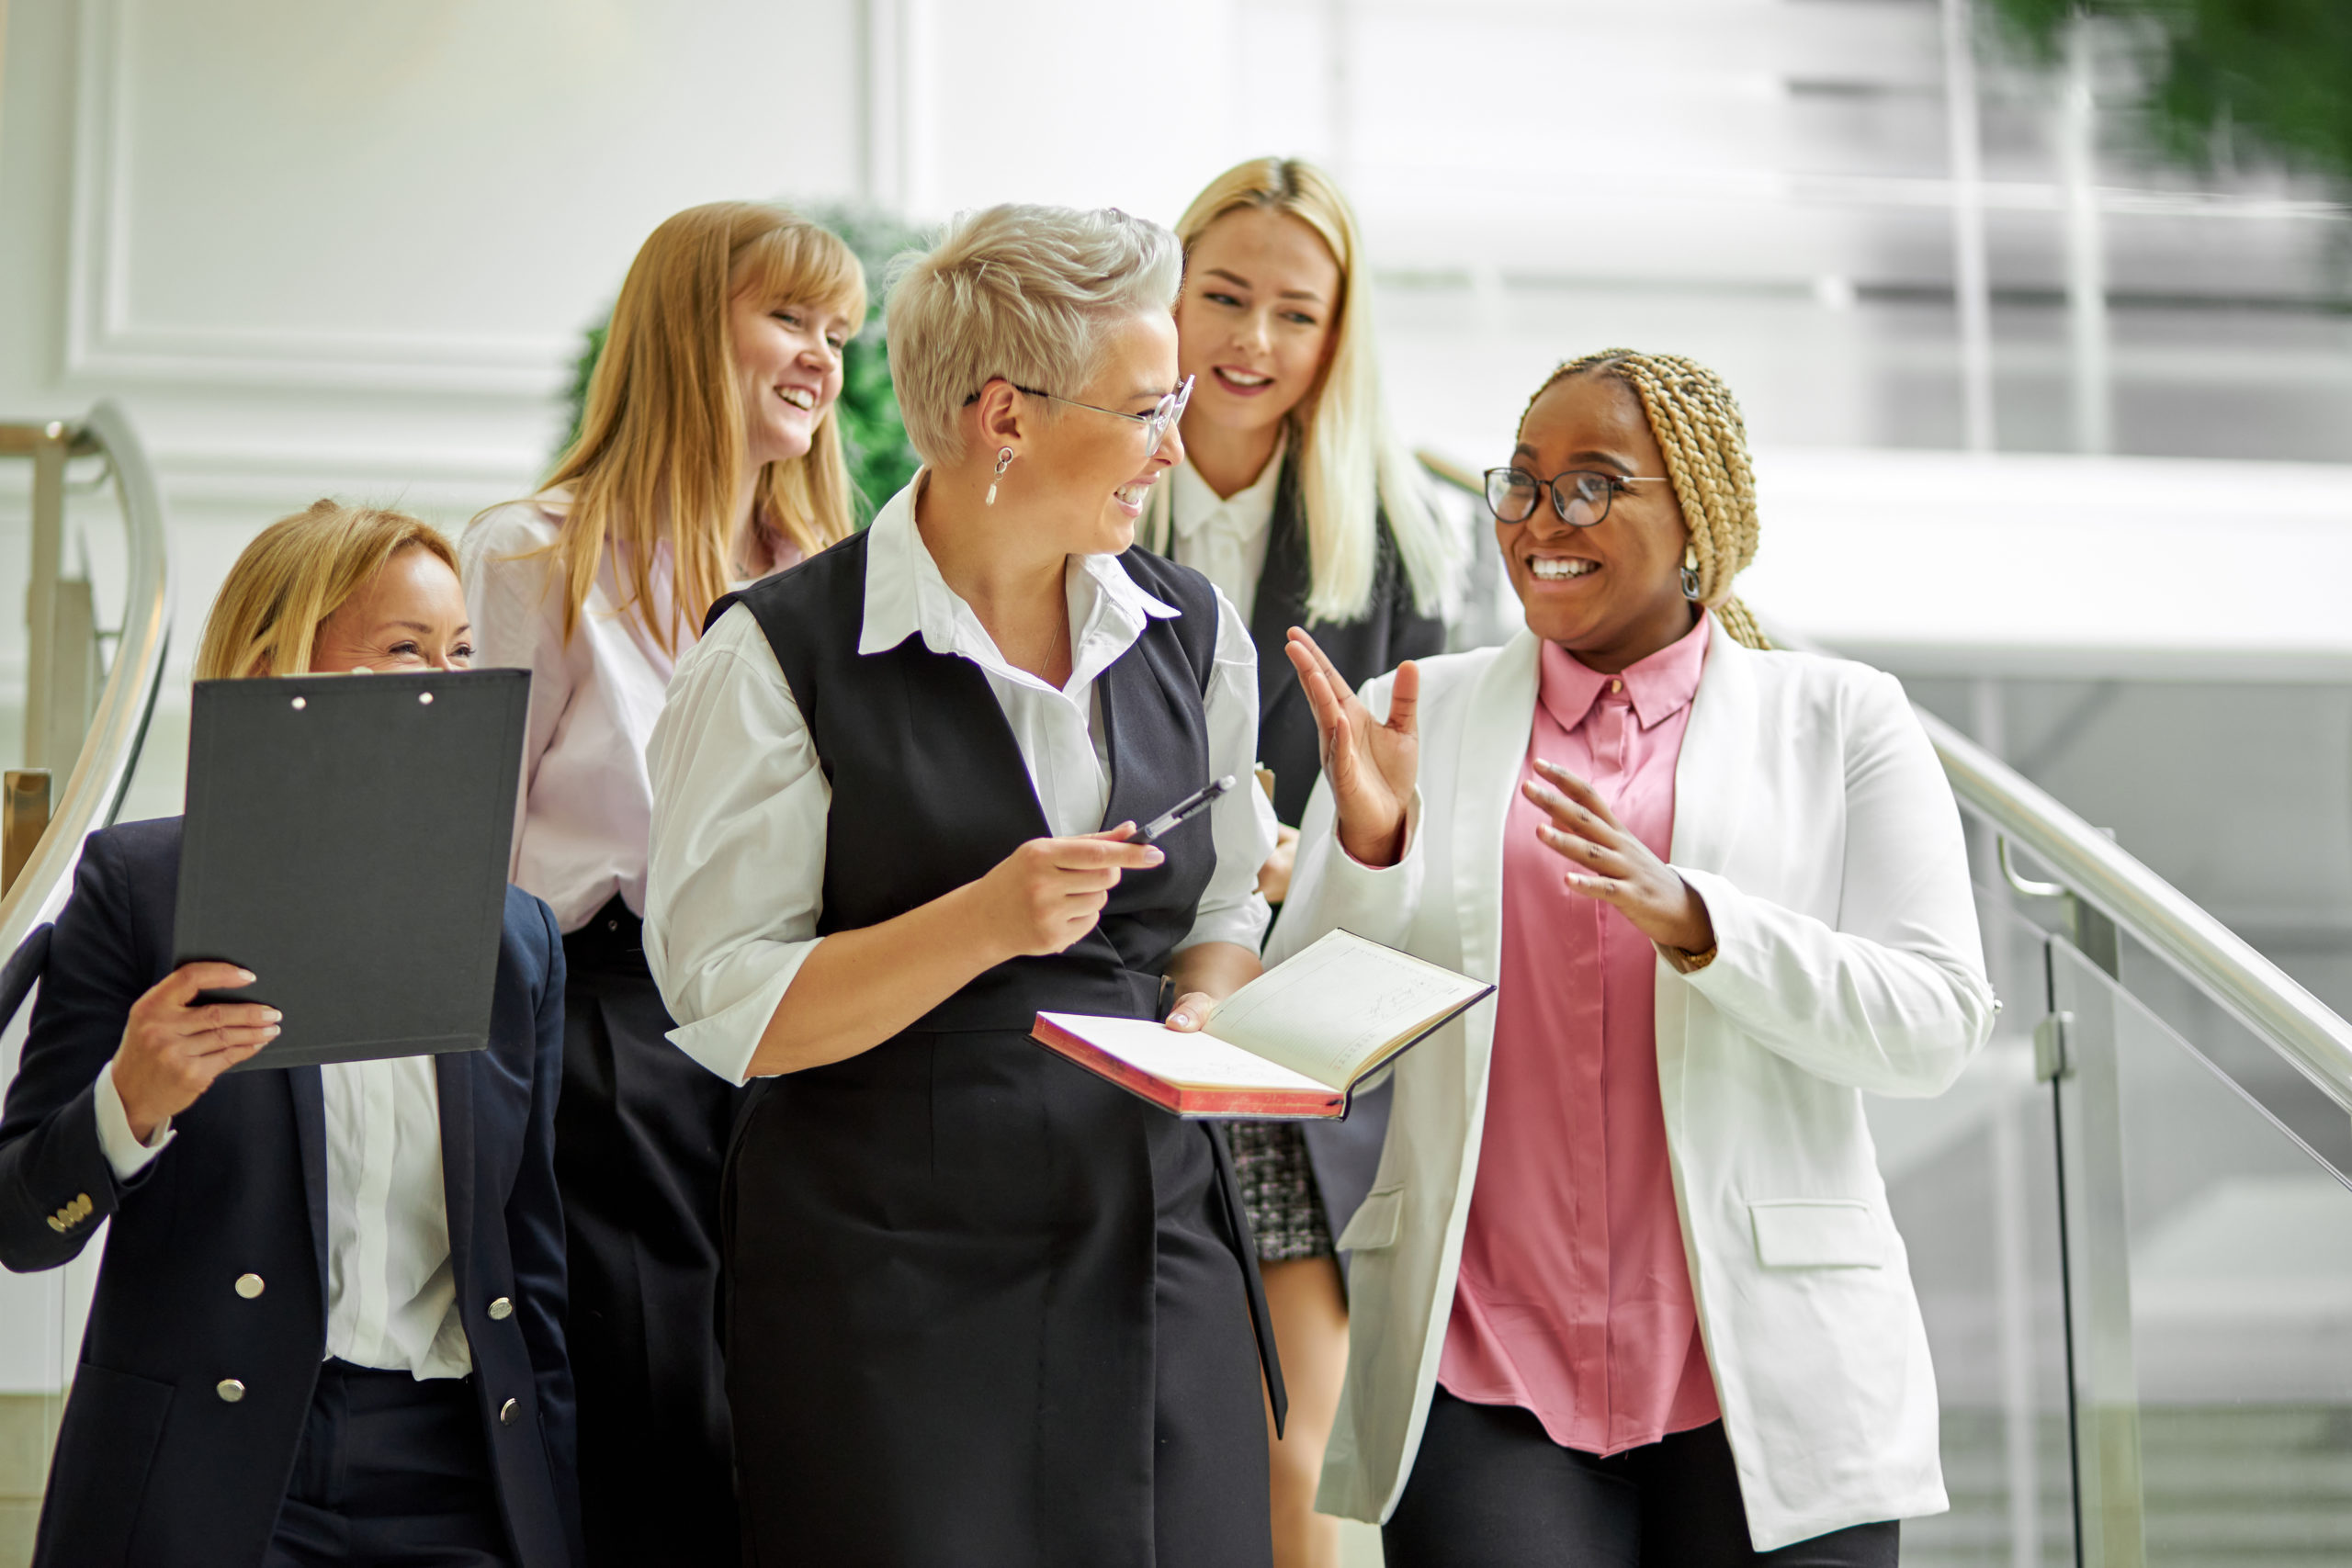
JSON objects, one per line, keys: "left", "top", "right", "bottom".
{"left": 262, "top": 1025, "right": 280, "bottom": 1038}
{"left": 1141, "top": 848, "right": 1163, "bottom": 865}
{"left": 263, "top": 1009, "right": 282, "bottom": 1022}
{"left": 234, "top": 970, "right": 255, "bottom": 985}
{"left": 1170, "top": 1012, "right": 1192, "bottom": 1028}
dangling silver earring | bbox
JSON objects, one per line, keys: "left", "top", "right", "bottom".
{"left": 986, "top": 447, "right": 1014, "bottom": 506}
{"left": 1679, "top": 545, "right": 1702, "bottom": 602}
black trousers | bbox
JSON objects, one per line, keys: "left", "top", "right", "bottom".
{"left": 558, "top": 899, "right": 741, "bottom": 1568}
{"left": 1385, "top": 1390, "right": 1902, "bottom": 1568}
{"left": 264, "top": 1359, "right": 513, "bottom": 1567}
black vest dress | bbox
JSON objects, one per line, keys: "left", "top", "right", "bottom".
{"left": 715, "top": 533, "right": 1280, "bottom": 1568}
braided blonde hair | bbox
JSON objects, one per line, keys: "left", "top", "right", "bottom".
{"left": 1523, "top": 350, "right": 1770, "bottom": 651}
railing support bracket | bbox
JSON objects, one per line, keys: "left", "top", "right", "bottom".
{"left": 2035, "top": 1010, "right": 2075, "bottom": 1082}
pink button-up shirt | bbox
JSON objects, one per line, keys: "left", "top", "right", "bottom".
{"left": 1438, "top": 614, "right": 1720, "bottom": 1456}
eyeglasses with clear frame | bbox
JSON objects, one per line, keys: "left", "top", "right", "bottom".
{"left": 1483, "top": 466, "right": 1670, "bottom": 527}
{"left": 966, "top": 375, "right": 1195, "bottom": 456}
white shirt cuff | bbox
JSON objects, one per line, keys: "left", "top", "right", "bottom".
{"left": 1335, "top": 788, "right": 1423, "bottom": 875}
{"left": 662, "top": 937, "right": 823, "bottom": 1085}
{"left": 93, "top": 1059, "right": 175, "bottom": 1181}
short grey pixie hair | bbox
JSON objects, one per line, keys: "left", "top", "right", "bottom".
{"left": 885, "top": 204, "right": 1184, "bottom": 467}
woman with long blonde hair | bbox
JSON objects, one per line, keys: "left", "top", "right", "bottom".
{"left": 1143, "top": 154, "right": 1453, "bottom": 1568}
{"left": 463, "top": 200, "right": 865, "bottom": 1568}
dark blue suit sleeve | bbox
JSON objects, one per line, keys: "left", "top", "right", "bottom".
{"left": 507, "top": 894, "right": 581, "bottom": 1560}
{"left": 0, "top": 832, "right": 153, "bottom": 1272}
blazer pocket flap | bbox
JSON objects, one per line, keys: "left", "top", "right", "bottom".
{"left": 1337, "top": 1184, "right": 1405, "bottom": 1252}
{"left": 1748, "top": 1200, "right": 1885, "bottom": 1269}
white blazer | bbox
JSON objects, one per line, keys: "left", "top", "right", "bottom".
{"left": 1267, "top": 618, "right": 1996, "bottom": 1551}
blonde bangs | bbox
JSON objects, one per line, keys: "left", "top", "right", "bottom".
{"left": 734, "top": 221, "right": 867, "bottom": 327}
{"left": 198, "top": 500, "right": 456, "bottom": 682}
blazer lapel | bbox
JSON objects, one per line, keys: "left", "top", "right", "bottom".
{"left": 288, "top": 1066, "right": 330, "bottom": 1300}
{"left": 435, "top": 1049, "right": 477, "bottom": 1285}
{"left": 1660, "top": 615, "right": 1758, "bottom": 1124}
{"left": 1249, "top": 458, "right": 1311, "bottom": 726}
{"left": 1668, "top": 615, "right": 1758, "bottom": 880}
{"left": 1451, "top": 629, "right": 1541, "bottom": 994}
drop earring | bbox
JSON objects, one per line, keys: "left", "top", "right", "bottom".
{"left": 1679, "top": 545, "right": 1702, "bottom": 602}
{"left": 986, "top": 447, "right": 1014, "bottom": 506}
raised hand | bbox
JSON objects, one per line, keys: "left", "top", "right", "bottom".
{"left": 975, "top": 824, "right": 1165, "bottom": 959}
{"left": 1525, "top": 759, "right": 1714, "bottom": 953}
{"left": 1284, "top": 627, "right": 1419, "bottom": 869}
{"left": 109, "top": 962, "right": 282, "bottom": 1142}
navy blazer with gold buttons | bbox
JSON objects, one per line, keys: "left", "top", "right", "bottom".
{"left": 0, "top": 817, "right": 578, "bottom": 1568}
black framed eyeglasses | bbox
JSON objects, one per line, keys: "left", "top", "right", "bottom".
{"left": 966, "top": 375, "right": 1194, "bottom": 455}
{"left": 1483, "top": 466, "right": 1670, "bottom": 526}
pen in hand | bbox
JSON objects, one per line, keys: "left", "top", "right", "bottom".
{"left": 1134, "top": 775, "right": 1237, "bottom": 848}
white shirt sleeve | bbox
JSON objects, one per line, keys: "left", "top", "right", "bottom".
{"left": 1176, "top": 588, "right": 1277, "bottom": 954}
{"left": 643, "top": 604, "right": 831, "bottom": 1086}
{"left": 92, "top": 1058, "right": 175, "bottom": 1180}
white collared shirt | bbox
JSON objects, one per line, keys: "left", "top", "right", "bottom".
{"left": 1166, "top": 437, "right": 1286, "bottom": 617}
{"left": 94, "top": 1055, "right": 471, "bottom": 1379}
{"left": 643, "top": 478, "right": 1278, "bottom": 1087}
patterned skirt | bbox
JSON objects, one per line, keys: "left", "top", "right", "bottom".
{"left": 1227, "top": 1120, "right": 1334, "bottom": 1261}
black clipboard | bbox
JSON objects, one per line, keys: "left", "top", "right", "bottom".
{"left": 172, "top": 668, "right": 530, "bottom": 1071}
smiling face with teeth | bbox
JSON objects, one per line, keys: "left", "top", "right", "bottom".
{"left": 1172, "top": 207, "right": 1340, "bottom": 494}
{"left": 1504, "top": 373, "right": 1700, "bottom": 673}
{"left": 729, "top": 286, "right": 854, "bottom": 474}
{"left": 961, "top": 310, "right": 1187, "bottom": 561}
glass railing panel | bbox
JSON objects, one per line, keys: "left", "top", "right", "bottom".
{"left": 2049, "top": 937, "right": 2352, "bottom": 1568}
{"left": 1874, "top": 889, "right": 2076, "bottom": 1568}
{"left": 2109, "top": 931, "right": 2352, "bottom": 1186}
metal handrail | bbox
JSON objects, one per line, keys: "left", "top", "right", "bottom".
{"left": 1413, "top": 447, "right": 2352, "bottom": 1116}
{"left": 0, "top": 402, "right": 173, "bottom": 949}
{"left": 1926, "top": 712, "right": 2352, "bottom": 1111}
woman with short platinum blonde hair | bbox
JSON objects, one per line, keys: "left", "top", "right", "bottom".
{"left": 646, "top": 203, "right": 1285, "bottom": 1567}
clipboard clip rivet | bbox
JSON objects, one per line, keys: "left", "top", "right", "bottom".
{"left": 289, "top": 697, "right": 305, "bottom": 711}
{"left": 418, "top": 692, "right": 434, "bottom": 705}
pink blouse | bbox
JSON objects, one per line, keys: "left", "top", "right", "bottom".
{"left": 1437, "top": 614, "right": 1721, "bottom": 1456}
{"left": 462, "top": 502, "right": 800, "bottom": 932}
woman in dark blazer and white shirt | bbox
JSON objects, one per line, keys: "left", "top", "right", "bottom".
{"left": 0, "top": 502, "right": 575, "bottom": 1568}
{"left": 1141, "top": 156, "right": 1453, "bottom": 1568}
{"left": 1273, "top": 353, "right": 1995, "bottom": 1564}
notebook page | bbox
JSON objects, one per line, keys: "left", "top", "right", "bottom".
{"left": 1208, "top": 930, "right": 1485, "bottom": 1088}
{"left": 1037, "top": 1014, "right": 1333, "bottom": 1093}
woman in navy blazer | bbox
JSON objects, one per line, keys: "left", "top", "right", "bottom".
{"left": 0, "top": 502, "right": 577, "bottom": 1568}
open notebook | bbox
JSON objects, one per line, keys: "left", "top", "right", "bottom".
{"left": 1032, "top": 929, "right": 1494, "bottom": 1119}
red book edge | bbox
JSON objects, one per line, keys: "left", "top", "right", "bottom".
{"left": 1028, "top": 1014, "right": 1346, "bottom": 1121}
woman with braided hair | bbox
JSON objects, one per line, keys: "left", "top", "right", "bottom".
{"left": 1267, "top": 350, "right": 1993, "bottom": 1564}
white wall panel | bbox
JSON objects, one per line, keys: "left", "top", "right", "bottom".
{"left": 68, "top": 0, "right": 863, "bottom": 391}
{"left": 4, "top": 0, "right": 866, "bottom": 604}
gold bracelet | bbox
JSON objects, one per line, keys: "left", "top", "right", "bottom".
{"left": 1666, "top": 941, "right": 1718, "bottom": 975}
